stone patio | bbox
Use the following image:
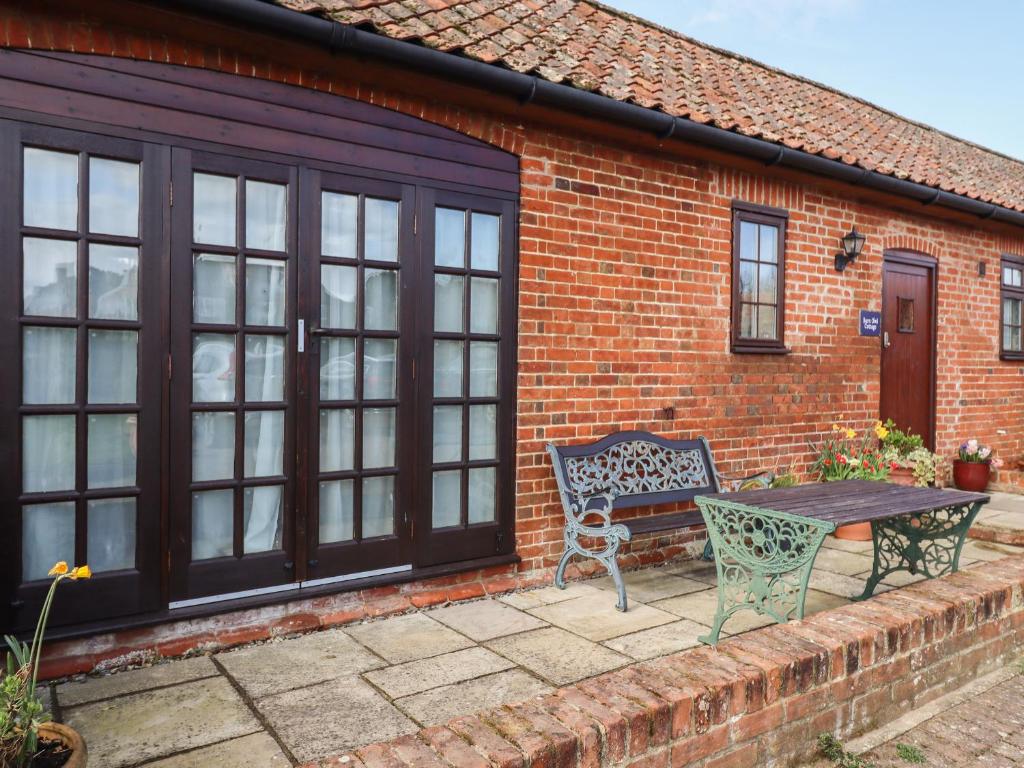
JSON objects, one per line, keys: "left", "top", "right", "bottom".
{"left": 51, "top": 496, "right": 1024, "bottom": 768}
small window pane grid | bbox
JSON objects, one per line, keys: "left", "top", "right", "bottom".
{"left": 431, "top": 208, "right": 501, "bottom": 530}
{"left": 189, "top": 172, "right": 290, "bottom": 561}
{"left": 316, "top": 190, "right": 401, "bottom": 547}
{"left": 1002, "top": 257, "right": 1024, "bottom": 357}
{"left": 19, "top": 146, "right": 142, "bottom": 581}
{"left": 731, "top": 205, "right": 786, "bottom": 353}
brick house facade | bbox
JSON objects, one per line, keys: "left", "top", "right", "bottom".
{"left": 3, "top": 0, "right": 1024, "bottom": 671}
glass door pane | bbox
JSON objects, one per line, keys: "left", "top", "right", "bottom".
{"left": 170, "top": 150, "right": 295, "bottom": 601}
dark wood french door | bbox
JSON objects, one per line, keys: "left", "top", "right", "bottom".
{"left": 880, "top": 252, "right": 936, "bottom": 449}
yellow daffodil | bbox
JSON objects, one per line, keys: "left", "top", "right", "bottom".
{"left": 832, "top": 423, "right": 841, "bottom": 432}
{"left": 845, "top": 428, "right": 856, "bottom": 439}
{"left": 48, "top": 561, "right": 69, "bottom": 576}
{"left": 70, "top": 565, "right": 92, "bottom": 580}
{"left": 874, "top": 422, "right": 889, "bottom": 439}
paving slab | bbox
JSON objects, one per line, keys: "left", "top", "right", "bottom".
{"left": 484, "top": 626, "right": 629, "bottom": 685}
{"left": 363, "top": 646, "right": 515, "bottom": 698}
{"left": 809, "top": 569, "right": 888, "bottom": 599}
{"left": 56, "top": 656, "right": 219, "bottom": 707}
{"left": 428, "top": 598, "right": 548, "bottom": 641}
{"left": 259, "top": 676, "right": 417, "bottom": 764}
{"left": 498, "top": 581, "right": 604, "bottom": 610}
{"left": 803, "top": 589, "right": 852, "bottom": 614}
{"left": 821, "top": 536, "right": 875, "bottom": 554}
{"left": 527, "top": 589, "right": 677, "bottom": 641}
{"left": 650, "top": 589, "right": 774, "bottom": 635}
{"left": 145, "top": 732, "right": 289, "bottom": 767}
{"left": 664, "top": 559, "right": 719, "bottom": 584}
{"left": 600, "top": 619, "right": 709, "bottom": 660}
{"left": 961, "top": 539, "right": 1024, "bottom": 561}
{"left": 810, "top": 547, "right": 876, "bottom": 576}
{"left": 218, "top": 628, "right": 385, "bottom": 698}
{"left": 985, "top": 492, "right": 1024, "bottom": 514}
{"left": 591, "top": 570, "right": 710, "bottom": 602}
{"left": 395, "top": 668, "right": 553, "bottom": 726}
{"left": 63, "top": 676, "right": 260, "bottom": 768}
{"left": 345, "top": 612, "right": 474, "bottom": 663}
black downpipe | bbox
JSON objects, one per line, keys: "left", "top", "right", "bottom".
{"left": 172, "top": 0, "right": 1024, "bottom": 229}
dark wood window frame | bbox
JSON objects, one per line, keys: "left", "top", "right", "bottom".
{"left": 730, "top": 200, "right": 789, "bottom": 354}
{"left": 1000, "top": 253, "right": 1024, "bottom": 361}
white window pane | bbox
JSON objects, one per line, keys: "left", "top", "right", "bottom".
{"left": 435, "top": 208, "right": 465, "bottom": 267}
{"left": 245, "top": 335, "right": 285, "bottom": 402}
{"left": 758, "top": 264, "right": 778, "bottom": 303}
{"left": 320, "top": 337, "right": 356, "bottom": 400}
{"left": 470, "top": 277, "right": 499, "bottom": 334}
{"left": 363, "top": 407, "right": 396, "bottom": 469}
{"left": 23, "top": 415, "right": 75, "bottom": 493}
{"left": 365, "top": 198, "right": 399, "bottom": 262}
{"left": 22, "top": 502, "right": 75, "bottom": 581}
{"left": 89, "top": 243, "right": 139, "bottom": 320}
{"left": 757, "top": 306, "right": 778, "bottom": 340}
{"left": 469, "top": 342, "right": 498, "bottom": 397}
{"left": 434, "top": 273, "right": 464, "bottom": 333}
{"left": 194, "top": 253, "right": 236, "bottom": 324}
{"left": 740, "top": 304, "right": 755, "bottom": 338}
{"left": 319, "top": 479, "right": 354, "bottom": 543}
{"left": 89, "top": 330, "right": 138, "bottom": 404}
{"left": 192, "top": 489, "right": 234, "bottom": 560}
{"left": 193, "top": 173, "right": 236, "bottom": 246}
{"left": 1006, "top": 325, "right": 1022, "bottom": 352}
{"left": 364, "top": 268, "right": 397, "bottom": 331}
{"left": 243, "top": 485, "right": 283, "bottom": 554}
{"left": 469, "top": 404, "right": 497, "bottom": 460}
{"left": 471, "top": 212, "right": 500, "bottom": 271}
{"left": 364, "top": 338, "right": 396, "bottom": 400}
{"left": 192, "top": 333, "right": 236, "bottom": 403}
{"left": 23, "top": 237, "right": 77, "bottom": 318}
{"left": 321, "top": 264, "right": 357, "bottom": 329}
{"left": 363, "top": 475, "right": 394, "bottom": 538}
{"left": 89, "top": 158, "right": 139, "bottom": 237}
{"left": 245, "top": 258, "right": 286, "bottom": 327}
{"left": 433, "top": 405, "right": 462, "bottom": 463}
{"left": 1004, "top": 297, "right": 1021, "bottom": 326}
{"left": 759, "top": 224, "right": 778, "bottom": 263}
{"left": 319, "top": 408, "right": 354, "bottom": 472}
{"left": 244, "top": 410, "right": 284, "bottom": 478}
{"left": 192, "top": 411, "right": 235, "bottom": 482}
{"left": 739, "top": 261, "right": 756, "bottom": 302}
{"left": 87, "top": 498, "right": 136, "bottom": 572}
{"left": 468, "top": 467, "right": 496, "bottom": 524}
{"left": 433, "top": 340, "right": 463, "bottom": 397}
{"left": 739, "top": 221, "right": 758, "bottom": 261}
{"left": 245, "top": 180, "right": 287, "bottom": 252}
{"left": 432, "top": 470, "right": 461, "bottom": 528}
{"left": 87, "top": 414, "right": 137, "bottom": 489}
{"left": 23, "top": 327, "right": 76, "bottom": 405}
{"left": 24, "top": 148, "right": 78, "bottom": 231}
{"left": 322, "top": 191, "right": 357, "bottom": 258}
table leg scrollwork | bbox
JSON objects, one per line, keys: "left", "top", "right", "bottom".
{"left": 856, "top": 502, "right": 982, "bottom": 601}
{"left": 694, "top": 497, "right": 834, "bottom": 646}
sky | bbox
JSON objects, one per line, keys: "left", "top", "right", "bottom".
{"left": 606, "top": 0, "right": 1024, "bottom": 161}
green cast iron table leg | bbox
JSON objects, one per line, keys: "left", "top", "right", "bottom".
{"left": 695, "top": 497, "right": 835, "bottom": 646}
{"left": 855, "top": 501, "right": 983, "bottom": 602}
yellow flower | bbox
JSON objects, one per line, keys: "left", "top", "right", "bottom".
{"left": 70, "top": 565, "right": 92, "bottom": 580}
{"left": 48, "top": 561, "right": 69, "bottom": 576}
{"left": 832, "top": 423, "right": 841, "bottom": 432}
{"left": 845, "top": 428, "right": 856, "bottom": 439}
{"left": 874, "top": 422, "right": 889, "bottom": 439}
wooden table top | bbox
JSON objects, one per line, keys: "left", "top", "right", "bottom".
{"left": 702, "top": 479, "right": 990, "bottom": 526}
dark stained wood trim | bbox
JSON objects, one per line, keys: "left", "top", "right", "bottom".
{"left": 730, "top": 201, "right": 788, "bottom": 354}
{"left": 999, "top": 253, "right": 1024, "bottom": 362}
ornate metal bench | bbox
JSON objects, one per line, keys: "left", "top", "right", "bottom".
{"left": 546, "top": 431, "right": 769, "bottom": 611}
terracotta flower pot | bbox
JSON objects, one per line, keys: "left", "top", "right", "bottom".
{"left": 834, "top": 521, "right": 873, "bottom": 541}
{"left": 952, "top": 459, "right": 991, "bottom": 492}
{"left": 37, "top": 722, "right": 87, "bottom": 768}
{"left": 888, "top": 466, "right": 917, "bottom": 487}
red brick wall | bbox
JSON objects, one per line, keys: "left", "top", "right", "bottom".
{"left": 6, "top": 2, "right": 1024, "bottom": 660}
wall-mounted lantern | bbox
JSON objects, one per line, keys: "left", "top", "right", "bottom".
{"left": 835, "top": 227, "right": 866, "bottom": 272}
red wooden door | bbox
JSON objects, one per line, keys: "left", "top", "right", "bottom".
{"left": 880, "top": 253, "right": 936, "bottom": 448}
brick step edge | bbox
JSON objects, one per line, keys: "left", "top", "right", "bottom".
{"left": 301, "top": 556, "right": 1024, "bottom": 768}
{"left": 968, "top": 523, "right": 1024, "bottom": 547}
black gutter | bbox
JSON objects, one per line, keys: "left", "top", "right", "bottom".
{"left": 171, "top": 0, "right": 1024, "bottom": 230}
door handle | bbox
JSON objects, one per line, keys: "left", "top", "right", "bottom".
{"left": 883, "top": 331, "right": 891, "bottom": 349}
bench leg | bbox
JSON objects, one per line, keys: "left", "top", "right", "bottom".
{"left": 695, "top": 497, "right": 833, "bottom": 646}
{"left": 555, "top": 517, "right": 632, "bottom": 610}
{"left": 856, "top": 502, "right": 982, "bottom": 601}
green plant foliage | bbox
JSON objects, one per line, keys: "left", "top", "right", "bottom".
{"left": 895, "top": 743, "right": 926, "bottom": 764}
{"left": 770, "top": 473, "right": 798, "bottom": 488}
{"left": 879, "top": 419, "right": 924, "bottom": 457}
{"left": 810, "top": 424, "right": 891, "bottom": 482}
{"left": 817, "top": 733, "right": 876, "bottom": 768}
